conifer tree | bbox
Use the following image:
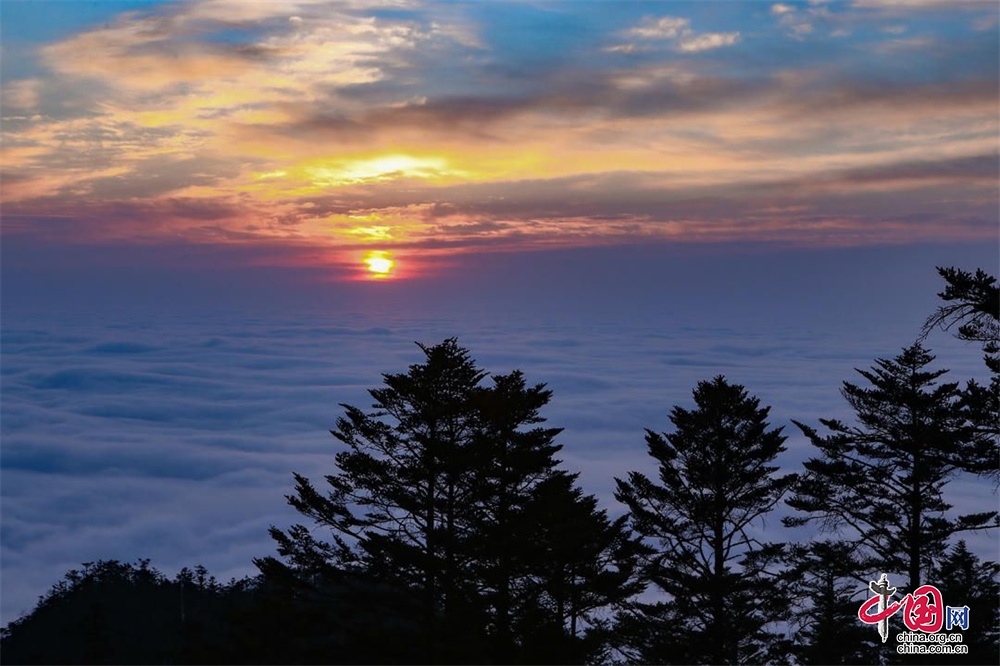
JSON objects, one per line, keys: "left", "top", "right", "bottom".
{"left": 465, "top": 370, "right": 641, "bottom": 663}
{"left": 261, "top": 339, "right": 637, "bottom": 663}
{"left": 615, "top": 376, "right": 796, "bottom": 665}
{"left": 263, "top": 339, "right": 486, "bottom": 661}
{"left": 933, "top": 540, "right": 1000, "bottom": 665}
{"left": 0, "top": 560, "right": 238, "bottom": 664}
{"left": 785, "top": 344, "right": 998, "bottom": 591}
{"left": 922, "top": 266, "right": 999, "bottom": 482}
{"left": 923, "top": 267, "right": 999, "bottom": 373}
{"left": 783, "top": 541, "right": 881, "bottom": 665}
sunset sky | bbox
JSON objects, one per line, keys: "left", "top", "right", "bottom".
{"left": 2, "top": 0, "right": 997, "bottom": 285}
{"left": 1, "top": 0, "right": 998, "bottom": 628}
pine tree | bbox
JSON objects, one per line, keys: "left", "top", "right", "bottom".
{"left": 508, "top": 472, "right": 641, "bottom": 664}
{"left": 0, "top": 560, "right": 238, "bottom": 664}
{"left": 614, "top": 376, "right": 797, "bottom": 665}
{"left": 922, "top": 266, "right": 1000, "bottom": 483}
{"left": 261, "top": 339, "right": 489, "bottom": 662}
{"left": 922, "top": 267, "right": 999, "bottom": 373}
{"left": 466, "top": 370, "right": 641, "bottom": 663}
{"left": 785, "top": 344, "right": 998, "bottom": 591}
{"left": 961, "top": 376, "right": 1000, "bottom": 483}
{"left": 784, "top": 541, "right": 881, "bottom": 665}
{"left": 933, "top": 540, "right": 1000, "bottom": 665}
{"left": 260, "top": 339, "right": 637, "bottom": 663}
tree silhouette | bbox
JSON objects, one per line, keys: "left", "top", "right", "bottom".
{"left": 783, "top": 541, "right": 881, "bottom": 665}
{"left": 614, "top": 376, "right": 796, "bottom": 665}
{"left": 243, "top": 562, "right": 425, "bottom": 664}
{"left": 259, "top": 339, "right": 637, "bottom": 664}
{"left": 259, "top": 339, "right": 488, "bottom": 662}
{"left": 786, "top": 344, "right": 998, "bottom": 591}
{"left": 922, "top": 266, "right": 1000, "bottom": 483}
{"left": 464, "top": 370, "right": 641, "bottom": 663}
{"left": 922, "top": 267, "right": 999, "bottom": 373}
{"left": 932, "top": 540, "right": 1000, "bottom": 665}
{"left": 0, "top": 559, "right": 243, "bottom": 664}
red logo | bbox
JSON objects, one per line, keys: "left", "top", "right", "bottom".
{"left": 859, "top": 583, "right": 943, "bottom": 633}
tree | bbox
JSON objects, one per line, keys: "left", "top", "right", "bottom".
{"left": 260, "top": 339, "right": 488, "bottom": 662}
{"left": 783, "top": 541, "right": 881, "bottom": 665}
{"left": 245, "top": 561, "right": 425, "bottom": 664}
{"left": 0, "top": 559, "right": 241, "bottom": 665}
{"left": 260, "top": 339, "right": 637, "bottom": 664}
{"left": 922, "top": 266, "right": 1000, "bottom": 483}
{"left": 922, "top": 267, "right": 999, "bottom": 373}
{"left": 961, "top": 375, "right": 1000, "bottom": 484}
{"left": 932, "top": 541, "right": 1000, "bottom": 665}
{"left": 785, "top": 344, "right": 998, "bottom": 592}
{"left": 464, "top": 370, "right": 641, "bottom": 663}
{"left": 614, "top": 376, "right": 797, "bottom": 665}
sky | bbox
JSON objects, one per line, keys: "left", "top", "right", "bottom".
{"left": 1, "top": 0, "right": 998, "bottom": 628}
{"left": 1, "top": 0, "right": 997, "bottom": 285}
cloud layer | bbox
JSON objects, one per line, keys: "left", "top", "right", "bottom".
{"left": 3, "top": 242, "right": 996, "bottom": 626}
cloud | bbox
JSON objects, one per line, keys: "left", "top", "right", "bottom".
{"left": 676, "top": 32, "right": 741, "bottom": 53}
{"left": 771, "top": 2, "right": 820, "bottom": 38}
{"left": 1, "top": 80, "right": 41, "bottom": 111}
{"left": 852, "top": 0, "right": 985, "bottom": 9}
{"left": 0, "top": 0, "right": 995, "bottom": 266}
{"left": 626, "top": 16, "right": 691, "bottom": 40}
{"left": 874, "top": 35, "right": 937, "bottom": 52}
{"left": 973, "top": 13, "right": 999, "bottom": 31}
{"left": 615, "top": 15, "right": 740, "bottom": 54}
{"left": 3, "top": 242, "right": 997, "bottom": 625}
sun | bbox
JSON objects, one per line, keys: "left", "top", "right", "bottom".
{"left": 363, "top": 250, "right": 395, "bottom": 278}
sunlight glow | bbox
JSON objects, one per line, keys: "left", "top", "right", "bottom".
{"left": 363, "top": 250, "right": 395, "bottom": 278}
{"left": 308, "top": 155, "right": 454, "bottom": 186}
{"left": 349, "top": 225, "right": 393, "bottom": 240}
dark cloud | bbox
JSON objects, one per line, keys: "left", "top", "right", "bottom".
{"left": 83, "top": 155, "right": 244, "bottom": 200}
{"left": 1, "top": 197, "right": 248, "bottom": 242}
{"left": 287, "top": 71, "right": 761, "bottom": 136}
{"left": 281, "top": 47, "right": 996, "bottom": 141}
{"left": 367, "top": 95, "right": 539, "bottom": 131}
{"left": 777, "top": 77, "right": 999, "bottom": 120}
{"left": 828, "top": 153, "right": 999, "bottom": 185}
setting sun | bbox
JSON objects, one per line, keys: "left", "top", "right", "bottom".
{"left": 363, "top": 250, "right": 395, "bottom": 278}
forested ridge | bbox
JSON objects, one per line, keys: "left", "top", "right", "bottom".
{"left": 2, "top": 267, "right": 997, "bottom": 665}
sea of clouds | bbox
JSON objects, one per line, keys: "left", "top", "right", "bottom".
{"left": 4, "top": 241, "right": 999, "bottom": 625}
{"left": 2, "top": 302, "right": 994, "bottom": 626}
